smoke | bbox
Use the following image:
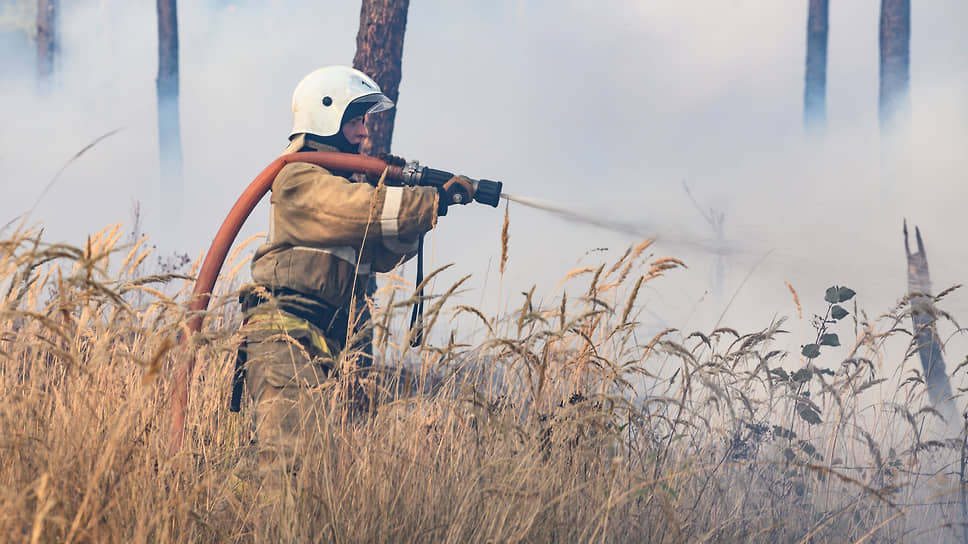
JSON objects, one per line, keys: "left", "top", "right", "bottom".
{"left": 1, "top": 3, "right": 967, "bottom": 536}
{"left": 1, "top": 0, "right": 966, "bottom": 357}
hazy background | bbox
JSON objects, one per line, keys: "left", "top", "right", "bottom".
{"left": 1, "top": 1, "right": 966, "bottom": 369}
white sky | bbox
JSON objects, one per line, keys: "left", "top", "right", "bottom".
{"left": 1, "top": 0, "right": 966, "bottom": 372}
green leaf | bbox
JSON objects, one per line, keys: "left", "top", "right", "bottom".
{"left": 838, "top": 287, "right": 856, "bottom": 302}
{"left": 797, "top": 403, "right": 823, "bottom": 425}
{"left": 792, "top": 368, "right": 812, "bottom": 383}
{"left": 783, "top": 448, "right": 796, "bottom": 462}
{"left": 802, "top": 344, "right": 821, "bottom": 359}
{"left": 799, "top": 440, "right": 818, "bottom": 458}
{"left": 825, "top": 286, "right": 841, "bottom": 304}
{"left": 819, "top": 333, "right": 840, "bottom": 347}
{"left": 831, "top": 305, "right": 848, "bottom": 320}
{"left": 772, "top": 425, "right": 796, "bottom": 439}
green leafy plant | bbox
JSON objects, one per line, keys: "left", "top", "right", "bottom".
{"left": 801, "top": 285, "right": 855, "bottom": 359}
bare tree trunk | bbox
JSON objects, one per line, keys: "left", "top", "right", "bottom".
{"left": 803, "top": 0, "right": 828, "bottom": 132}
{"left": 353, "top": 0, "right": 410, "bottom": 158}
{"left": 352, "top": 0, "right": 411, "bottom": 370}
{"left": 879, "top": 0, "right": 911, "bottom": 132}
{"left": 157, "top": 0, "right": 183, "bottom": 227}
{"left": 903, "top": 222, "right": 955, "bottom": 417}
{"left": 35, "top": 0, "right": 57, "bottom": 83}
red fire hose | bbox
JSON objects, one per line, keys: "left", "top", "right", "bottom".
{"left": 166, "top": 151, "right": 502, "bottom": 453}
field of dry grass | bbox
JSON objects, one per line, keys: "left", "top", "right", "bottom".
{"left": 1, "top": 224, "right": 966, "bottom": 543}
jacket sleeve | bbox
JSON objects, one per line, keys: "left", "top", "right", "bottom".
{"left": 269, "top": 162, "right": 439, "bottom": 250}
{"left": 370, "top": 237, "right": 420, "bottom": 273}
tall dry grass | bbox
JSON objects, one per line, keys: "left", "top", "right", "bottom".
{"left": 1, "top": 223, "right": 966, "bottom": 543}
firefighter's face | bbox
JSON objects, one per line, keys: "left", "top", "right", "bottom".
{"left": 342, "top": 115, "right": 368, "bottom": 145}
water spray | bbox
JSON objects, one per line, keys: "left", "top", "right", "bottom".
{"left": 500, "top": 193, "right": 650, "bottom": 238}
{"left": 500, "top": 192, "right": 739, "bottom": 256}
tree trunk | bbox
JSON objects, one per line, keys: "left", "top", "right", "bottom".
{"left": 352, "top": 0, "right": 411, "bottom": 369}
{"left": 35, "top": 0, "right": 57, "bottom": 83}
{"left": 879, "top": 0, "right": 911, "bottom": 132}
{"left": 157, "top": 0, "right": 183, "bottom": 227}
{"left": 352, "top": 0, "right": 410, "bottom": 158}
{"left": 903, "top": 222, "right": 955, "bottom": 416}
{"left": 803, "top": 0, "right": 828, "bottom": 132}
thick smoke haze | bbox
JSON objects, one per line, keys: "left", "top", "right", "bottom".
{"left": 1, "top": 1, "right": 966, "bottom": 368}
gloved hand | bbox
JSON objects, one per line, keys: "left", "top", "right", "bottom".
{"left": 437, "top": 175, "right": 475, "bottom": 215}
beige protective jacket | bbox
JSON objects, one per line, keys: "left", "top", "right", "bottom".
{"left": 251, "top": 135, "right": 439, "bottom": 308}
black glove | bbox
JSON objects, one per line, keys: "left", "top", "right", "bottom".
{"left": 437, "top": 176, "right": 475, "bottom": 216}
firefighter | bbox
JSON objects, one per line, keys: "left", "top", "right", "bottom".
{"left": 238, "top": 65, "right": 474, "bottom": 458}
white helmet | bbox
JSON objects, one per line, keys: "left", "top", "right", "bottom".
{"left": 290, "top": 66, "right": 394, "bottom": 138}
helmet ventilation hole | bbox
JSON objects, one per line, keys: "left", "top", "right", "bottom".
{"left": 322, "top": 96, "right": 333, "bottom": 106}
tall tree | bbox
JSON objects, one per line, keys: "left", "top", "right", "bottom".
{"left": 352, "top": 0, "right": 410, "bottom": 158}
{"left": 878, "top": 0, "right": 911, "bottom": 132}
{"left": 156, "top": 0, "right": 183, "bottom": 226}
{"left": 803, "top": 0, "right": 829, "bottom": 131}
{"left": 35, "top": 0, "right": 57, "bottom": 83}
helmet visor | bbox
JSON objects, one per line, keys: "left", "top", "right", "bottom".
{"left": 355, "top": 93, "right": 394, "bottom": 114}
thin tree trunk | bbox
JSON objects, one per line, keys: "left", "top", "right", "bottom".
{"left": 879, "top": 0, "right": 911, "bottom": 132}
{"left": 159, "top": 0, "right": 185, "bottom": 454}
{"left": 803, "top": 0, "right": 828, "bottom": 132}
{"left": 903, "top": 222, "right": 954, "bottom": 416}
{"left": 36, "top": 0, "right": 57, "bottom": 82}
{"left": 157, "top": 0, "right": 183, "bottom": 226}
{"left": 352, "top": 0, "right": 410, "bottom": 158}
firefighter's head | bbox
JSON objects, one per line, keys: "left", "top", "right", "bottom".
{"left": 289, "top": 65, "right": 393, "bottom": 153}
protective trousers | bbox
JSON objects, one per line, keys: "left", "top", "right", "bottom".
{"left": 242, "top": 309, "right": 337, "bottom": 462}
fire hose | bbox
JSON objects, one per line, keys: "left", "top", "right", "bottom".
{"left": 168, "top": 151, "right": 502, "bottom": 453}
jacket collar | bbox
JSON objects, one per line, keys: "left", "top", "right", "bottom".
{"left": 284, "top": 134, "right": 357, "bottom": 180}
{"left": 284, "top": 133, "right": 341, "bottom": 155}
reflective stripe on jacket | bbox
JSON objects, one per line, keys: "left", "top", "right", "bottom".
{"left": 251, "top": 135, "right": 439, "bottom": 308}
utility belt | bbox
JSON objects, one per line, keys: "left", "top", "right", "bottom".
{"left": 230, "top": 285, "right": 349, "bottom": 412}
{"left": 239, "top": 285, "right": 349, "bottom": 342}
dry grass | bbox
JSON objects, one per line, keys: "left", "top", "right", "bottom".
{"left": 1, "top": 223, "right": 967, "bottom": 543}
{"left": 785, "top": 281, "right": 803, "bottom": 320}
{"left": 500, "top": 201, "right": 509, "bottom": 276}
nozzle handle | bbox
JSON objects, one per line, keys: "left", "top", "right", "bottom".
{"left": 407, "top": 165, "right": 503, "bottom": 208}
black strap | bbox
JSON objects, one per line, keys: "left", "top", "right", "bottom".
{"left": 409, "top": 235, "right": 425, "bottom": 347}
{"left": 229, "top": 340, "right": 247, "bottom": 412}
